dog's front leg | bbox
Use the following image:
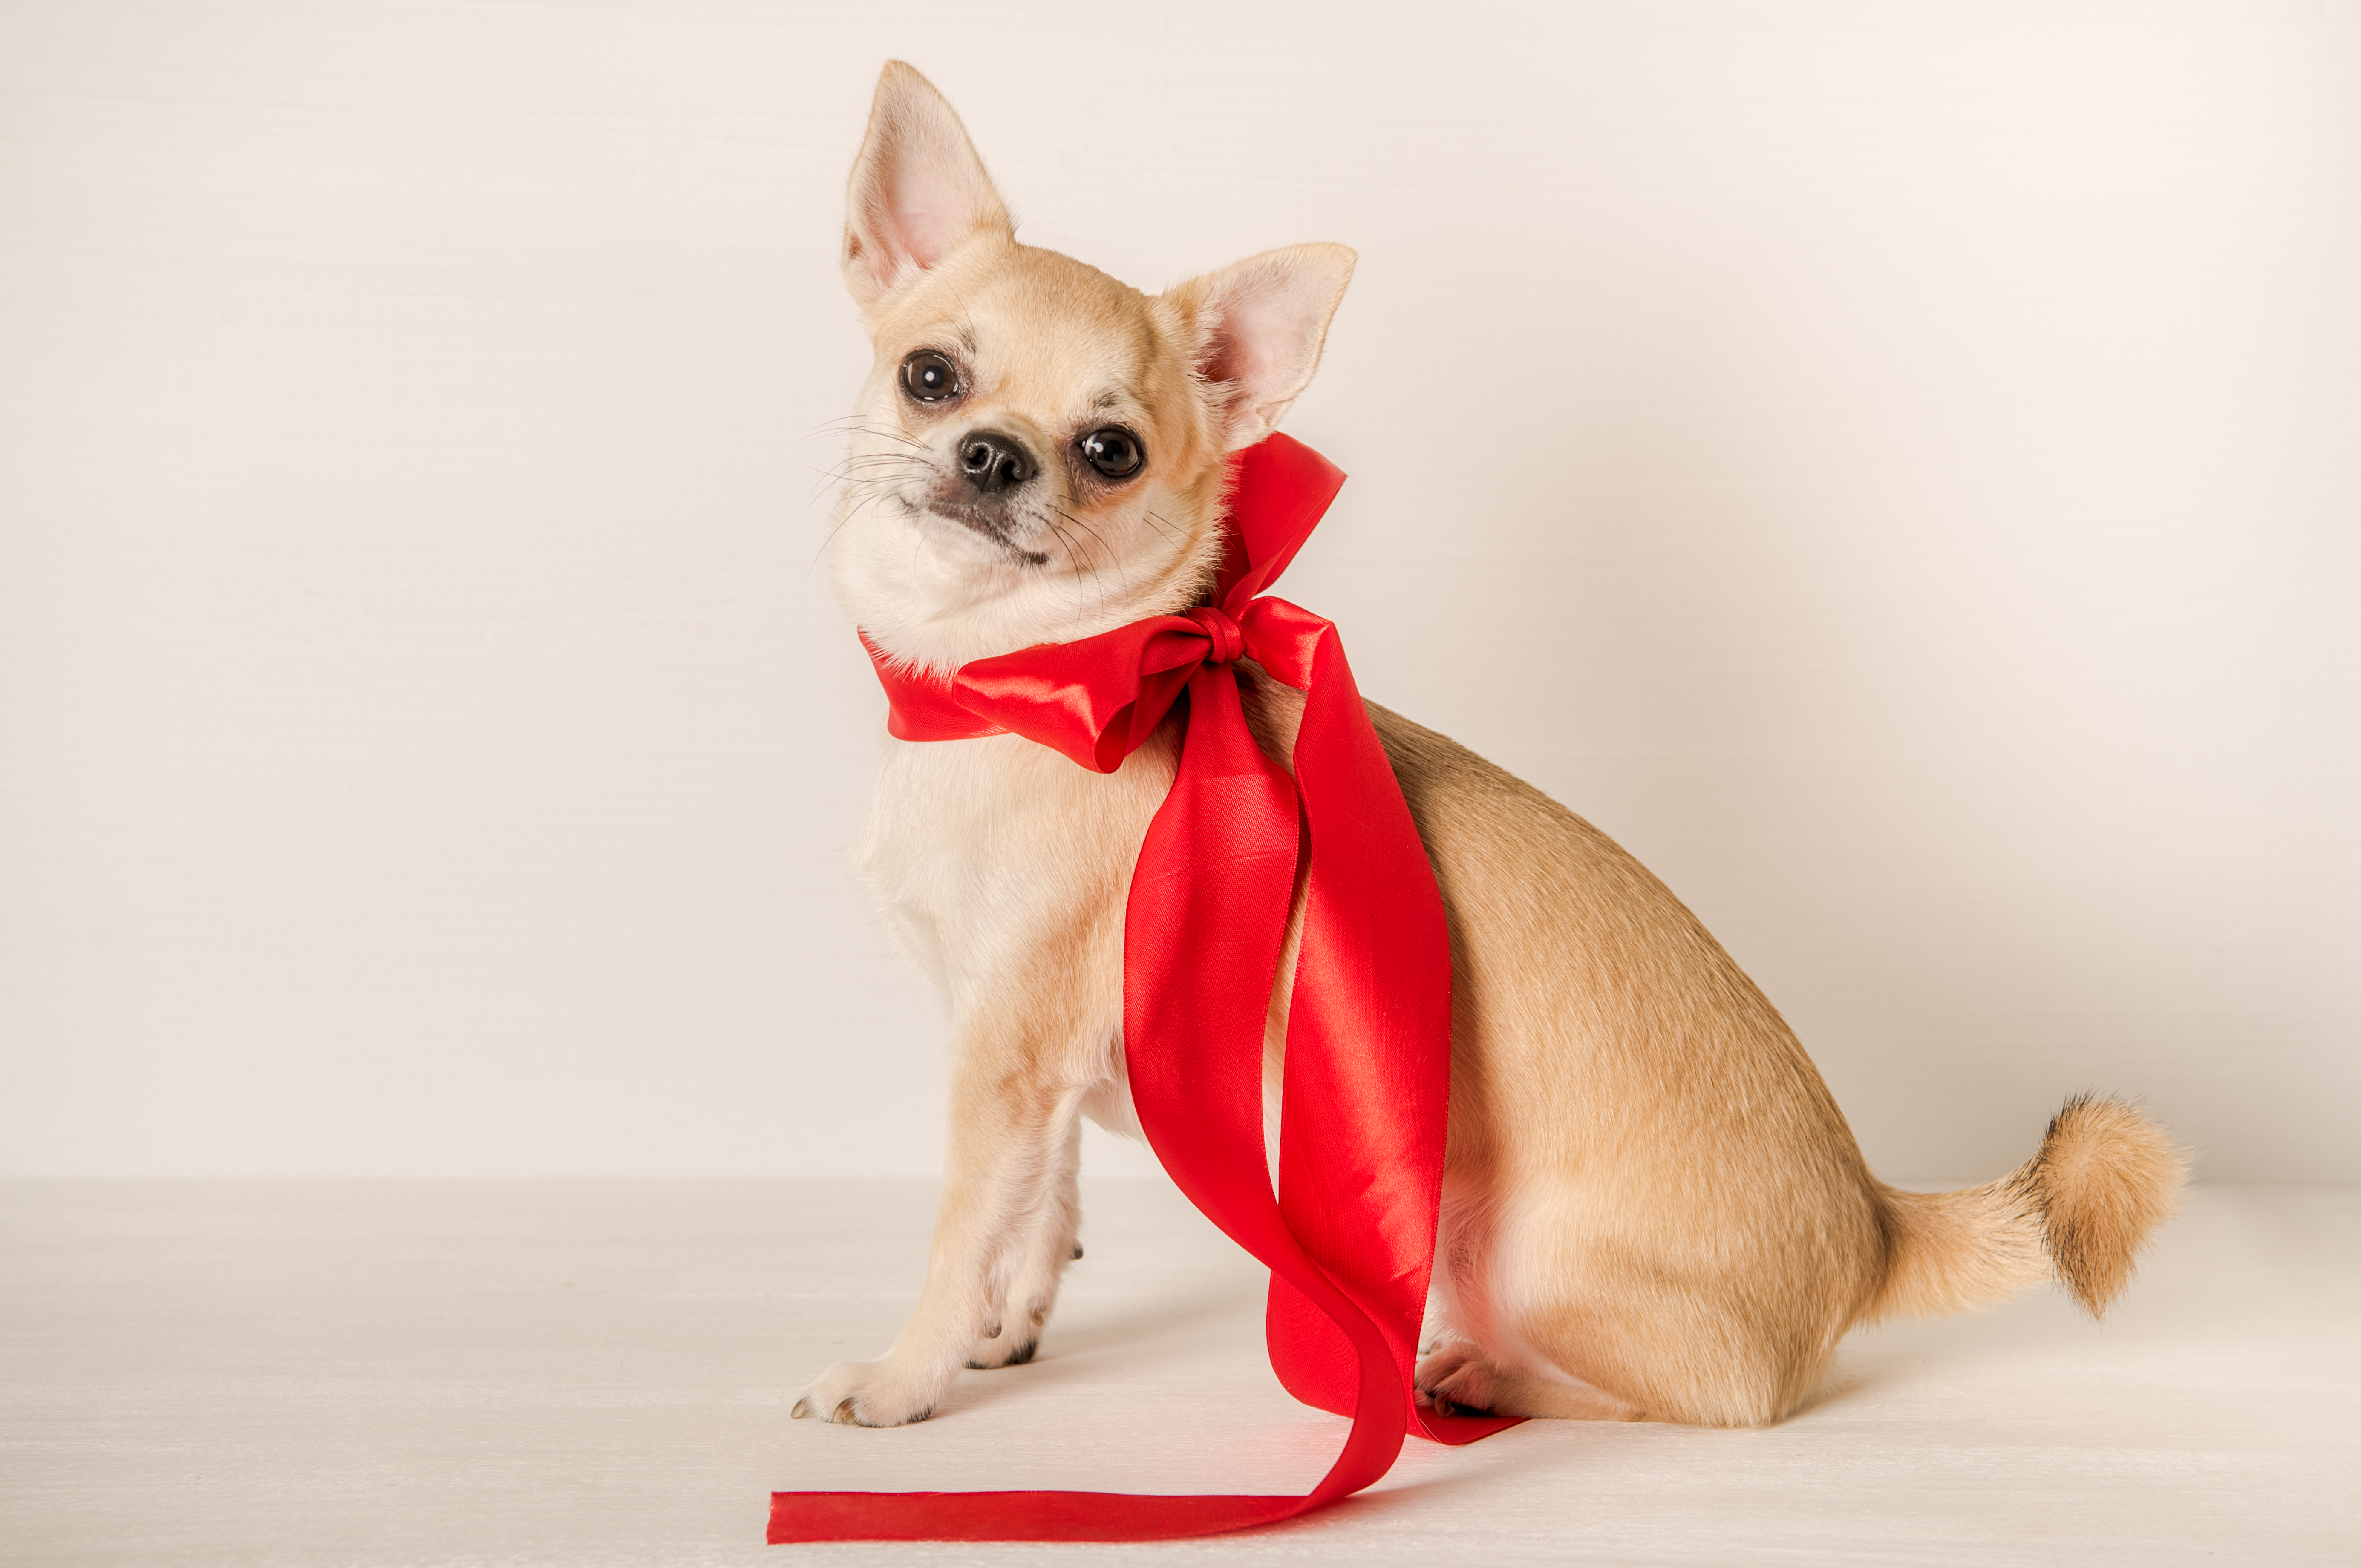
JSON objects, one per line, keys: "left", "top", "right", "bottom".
{"left": 795, "top": 1033, "right": 1085, "bottom": 1427}
{"left": 962, "top": 1107, "right": 1083, "bottom": 1371}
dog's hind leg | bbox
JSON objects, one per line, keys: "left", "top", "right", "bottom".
{"left": 1414, "top": 1343, "right": 1649, "bottom": 1421}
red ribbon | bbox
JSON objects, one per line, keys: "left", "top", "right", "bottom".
{"left": 771, "top": 434, "right": 1516, "bottom": 1546}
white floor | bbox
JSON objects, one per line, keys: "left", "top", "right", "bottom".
{"left": 3, "top": 1179, "right": 2355, "bottom": 1568}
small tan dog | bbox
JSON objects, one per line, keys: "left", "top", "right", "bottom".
{"left": 797, "top": 61, "right": 2183, "bottom": 1432}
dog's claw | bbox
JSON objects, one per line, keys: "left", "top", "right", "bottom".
{"left": 791, "top": 1398, "right": 810, "bottom": 1420}
{"left": 834, "top": 1398, "right": 857, "bottom": 1424}
{"left": 1071, "top": 1243, "right": 1084, "bottom": 1260}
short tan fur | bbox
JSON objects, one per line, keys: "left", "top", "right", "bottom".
{"left": 797, "top": 61, "right": 2185, "bottom": 1432}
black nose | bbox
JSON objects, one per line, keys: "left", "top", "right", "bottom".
{"left": 957, "top": 429, "right": 1035, "bottom": 495}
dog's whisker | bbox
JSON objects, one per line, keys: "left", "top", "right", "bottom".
{"left": 815, "top": 489, "right": 894, "bottom": 569}
{"left": 1040, "top": 517, "right": 1090, "bottom": 616}
{"left": 803, "top": 414, "right": 927, "bottom": 450}
{"left": 1044, "top": 515, "right": 1113, "bottom": 619}
{"left": 1055, "top": 507, "right": 1132, "bottom": 600}
{"left": 808, "top": 450, "right": 934, "bottom": 511}
{"left": 1046, "top": 515, "right": 1121, "bottom": 621}
{"left": 808, "top": 471, "right": 905, "bottom": 515}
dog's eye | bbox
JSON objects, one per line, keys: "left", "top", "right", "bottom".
{"left": 1079, "top": 426, "right": 1144, "bottom": 480}
{"left": 900, "top": 351, "right": 960, "bottom": 403}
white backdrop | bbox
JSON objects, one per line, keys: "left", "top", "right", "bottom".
{"left": 2, "top": 1, "right": 2353, "bottom": 1183}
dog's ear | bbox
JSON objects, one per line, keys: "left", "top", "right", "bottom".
{"left": 1167, "top": 243, "right": 1356, "bottom": 451}
{"left": 843, "top": 62, "right": 1013, "bottom": 314}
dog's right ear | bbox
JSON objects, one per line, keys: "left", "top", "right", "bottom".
{"left": 842, "top": 62, "right": 1012, "bottom": 316}
{"left": 1166, "top": 243, "right": 1357, "bottom": 451}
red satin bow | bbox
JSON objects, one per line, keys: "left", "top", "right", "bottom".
{"left": 770, "top": 434, "right": 1515, "bottom": 1547}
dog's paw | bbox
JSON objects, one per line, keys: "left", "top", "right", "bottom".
{"left": 790, "top": 1360, "right": 943, "bottom": 1428}
{"left": 1414, "top": 1343, "right": 1502, "bottom": 1417}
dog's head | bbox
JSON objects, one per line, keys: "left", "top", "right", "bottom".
{"left": 827, "top": 62, "right": 1355, "bottom": 671}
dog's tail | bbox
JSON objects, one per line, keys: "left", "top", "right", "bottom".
{"left": 1866, "top": 1094, "right": 2185, "bottom": 1322}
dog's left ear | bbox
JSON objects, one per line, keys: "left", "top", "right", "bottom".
{"left": 843, "top": 62, "right": 1013, "bottom": 315}
{"left": 1167, "top": 243, "right": 1356, "bottom": 451}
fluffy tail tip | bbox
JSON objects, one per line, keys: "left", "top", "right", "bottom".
{"left": 2027, "top": 1093, "right": 2187, "bottom": 1316}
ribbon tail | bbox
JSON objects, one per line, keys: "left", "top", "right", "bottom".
{"left": 769, "top": 1490, "right": 1330, "bottom": 1545}
{"left": 1122, "top": 664, "right": 1417, "bottom": 1505}
{"left": 1263, "top": 623, "right": 1526, "bottom": 1447}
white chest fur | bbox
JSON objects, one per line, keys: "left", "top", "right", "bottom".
{"left": 853, "top": 727, "right": 1181, "bottom": 1129}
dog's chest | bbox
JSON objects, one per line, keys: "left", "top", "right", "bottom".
{"left": 855, "top": 730, "right": 1178, "bottom": 993}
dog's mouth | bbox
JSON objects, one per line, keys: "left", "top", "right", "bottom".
{"left": 921, "top": 498, "right": 1050, "bottom": 567}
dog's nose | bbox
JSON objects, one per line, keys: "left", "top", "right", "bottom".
{"left": 957, "top": 429, "right": 1036, "bottom": 495}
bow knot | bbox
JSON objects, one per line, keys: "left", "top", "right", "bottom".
{"left": 1185, "top": 604, "right": 1247, "bottom": 665}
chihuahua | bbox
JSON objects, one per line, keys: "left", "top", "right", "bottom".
{"left": 796, "top": 61, "right": 2182, "bottom": 1431}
